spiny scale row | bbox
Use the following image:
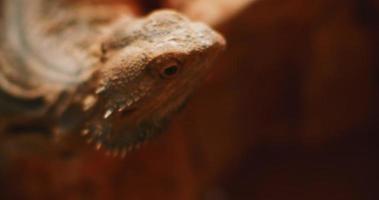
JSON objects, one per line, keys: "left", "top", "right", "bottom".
{"left": 81, "top": 128, "right": 144, "bottom": 158}
{"left": 82, "top": 85, "right": 147, "bottom": 120}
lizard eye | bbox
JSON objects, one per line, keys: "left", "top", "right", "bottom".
{"left": 158, "top": 61, "right": 181, "bottom": 79}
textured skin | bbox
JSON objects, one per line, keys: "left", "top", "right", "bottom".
{"left": 0, "top": 0, "right": 225, "bottom": 155}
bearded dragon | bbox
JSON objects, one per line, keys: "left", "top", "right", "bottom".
{"left": 0, "top": 0, "right": 225, "bottom": 156}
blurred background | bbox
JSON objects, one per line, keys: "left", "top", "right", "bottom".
{"left": 1, "top": 0, "right": 379, "bottom": 199}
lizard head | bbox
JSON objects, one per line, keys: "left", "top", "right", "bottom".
{"left": 78, "top": 10, "right": 225, "bottom": 154}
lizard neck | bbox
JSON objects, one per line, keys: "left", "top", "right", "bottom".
{"left": 0, "top": 0, "right": 134, "bottom": 116}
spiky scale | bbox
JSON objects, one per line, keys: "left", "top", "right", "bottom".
{"left": 103, "top": 109, "right": 113, "bottom": 119}
{"left": 82, "top": 95, "right": 97, "bottom": 111}
{"left": 96, "top": 142, "right": 102, "bottom": 150}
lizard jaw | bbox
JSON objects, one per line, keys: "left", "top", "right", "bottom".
{"left": 78, "top": 82, "right": 163, "bottom": 156}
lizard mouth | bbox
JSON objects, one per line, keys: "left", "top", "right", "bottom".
{"left": 80, "top": 115, "right": 166, "bottom": 157}
{"left": 119, "top": 106, "right": 137, "bottom": 115}
{"left": 78, "top": 84, "right": 158, "bottom": 156}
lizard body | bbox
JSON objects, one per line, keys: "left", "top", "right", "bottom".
{"left": 0, "top": 0, "right": 225, "bottom": 154}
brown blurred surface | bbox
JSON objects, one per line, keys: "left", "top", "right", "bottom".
{"left": 1, "top": 0, "right": 379, "bottom": 199}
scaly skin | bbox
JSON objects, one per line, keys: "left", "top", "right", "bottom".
{"left": 0, "top": 0, "right": 225, "bottom": 156}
